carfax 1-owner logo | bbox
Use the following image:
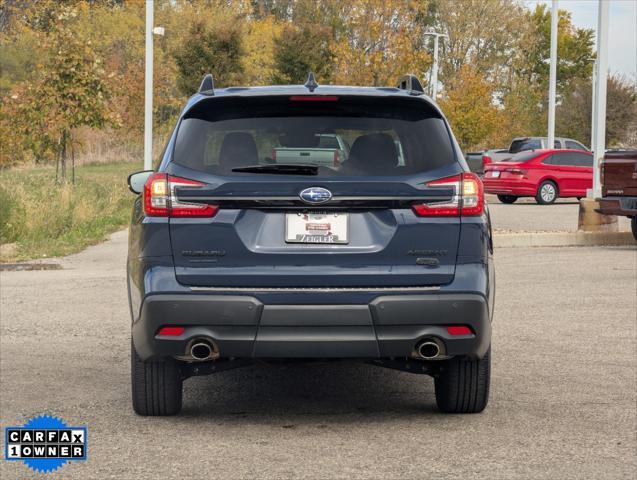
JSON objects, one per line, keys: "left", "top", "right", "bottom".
{"left": 4, "top": 415, "right": 87, "bottom": 474}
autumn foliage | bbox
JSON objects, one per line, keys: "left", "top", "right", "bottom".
{"left": 0, "top": 0, "right": 635, "bottom": 169}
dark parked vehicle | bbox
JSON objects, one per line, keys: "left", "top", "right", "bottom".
{"left": 127, "top": 74, "right": 494, "bottom": 416}
{"left": 596, "top": 149, "right": 637, "bottom": 240}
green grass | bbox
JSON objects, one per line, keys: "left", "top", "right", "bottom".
{"left": 0, "top": 162, "right": 139, "bottom": 261}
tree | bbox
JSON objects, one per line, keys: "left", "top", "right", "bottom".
{"left": 430, "top": 0, "right": 534, "bottom": 92}
{"left": 271, "top": 23, "right": 334, "bottom": 84}
{"left": 524, "top": 4, "right": 595, "bottom": 95}
{"left": 495, "top": 81, "right": 544, "bottom": 147}
{"left": 2, "top": 5, "right": 116, "bottom": 177}
{"left": 332, "top": 0, "right": 430, "bottom": 86}
{"left": 173, "top": 19, "right": 244, "bottom": 95}
{"left": 242, "top": 16, "right": 283, "bottom": 85}
{"left": 438, "top": 65, "right": 499, "bottom": 151}
{"left": 557, "top": 75, "right": 637, "bottom": 148}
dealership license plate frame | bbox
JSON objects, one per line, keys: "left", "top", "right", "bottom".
{"left": 285, "top": 212, "right": 349, "bottom": 244}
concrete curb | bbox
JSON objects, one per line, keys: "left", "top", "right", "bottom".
{"left": 494, "top": 231, "right": 636, "bottom": 248}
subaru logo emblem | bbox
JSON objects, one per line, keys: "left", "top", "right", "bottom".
{"left": 299, "top": 187, "right": 332, "bottom": 204}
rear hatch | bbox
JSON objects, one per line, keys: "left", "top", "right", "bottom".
{"left": 602, "top": 150, "right": 637, "bottom": 196}
{"left": 162, "top": 95, "right": 466, "bottom": 288}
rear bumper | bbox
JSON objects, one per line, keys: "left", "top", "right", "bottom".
{"left": 483, "top": 178, "right": 536, "bottom": 196}
{"left": 132, "top": 291, "right": 492, "bottom": 361}
{"left": 596, "top": 196, "right": 637, "bottom": 217}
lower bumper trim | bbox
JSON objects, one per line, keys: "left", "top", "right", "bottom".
{"left": 132, "top": 292, "right": 491, "bottom": 361}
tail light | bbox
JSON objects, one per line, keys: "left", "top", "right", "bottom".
{"left": 333, "top": 150, "right": 341, "bottom": 167}
{"left": 144, "top": 173, "right": 218, "bottom": 217}
{"left": 271, "top": 149, "right": 277, "bottom": 162}
{"left": 504, "top": 168, "right": 526, "bottom": 175}
{"left": 482, "top": 154, "right": 492, "bottom": 166}
{"left": 412, "top": 172, "right": 484, "bottom": 217}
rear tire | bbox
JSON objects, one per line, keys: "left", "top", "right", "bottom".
{"left": 535, "top": 181, "right": 558, "bottom": 204}
{"left": 131, "top": 341, "right": 183, "bottom": 416}
{"left": 497, "top": 194, "right": 518, "bottom": 204}
{"left": 631, "top": 217, "right": 637, "bottom": 241}
{"left": 435, "top": 347, "right": 490, "bottom": 413}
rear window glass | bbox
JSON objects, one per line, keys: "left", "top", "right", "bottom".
{"left": 510, "top": 138, "right": 541, "bottom": 153}
{"left": 317, "top": 135, "right": 340, "bottom": 149}
{"left": 507, "top": 151, "right": 538, "bottom": 162}
{"left": 565, "top": 140, "right": 586, "bottom": 151}
{"left": 172, "top": 96, "right": 454, "bottom": 176}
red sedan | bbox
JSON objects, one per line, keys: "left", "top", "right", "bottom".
{"left": 482, "top": 149, "right": 593, "bottom": 204}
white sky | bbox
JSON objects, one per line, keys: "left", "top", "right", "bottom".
{"left": 525, "top": 0, "right": 637, "bottom": 78}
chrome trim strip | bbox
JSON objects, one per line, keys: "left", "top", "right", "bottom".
{"left": 189, "top": 286, "right": 441, "bottom": 292}
{"left": 177, "top": 195, "right": 451, "bottom": 203}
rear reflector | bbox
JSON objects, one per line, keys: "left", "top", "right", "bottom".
{"left": 289, "top": 96, "right": 339, "bottom": 102}
{"left": 157, "top": 326, "right": 185, "bottom": 336}
{"left": 447, "top": 325, "right": 473, "bottom": 336}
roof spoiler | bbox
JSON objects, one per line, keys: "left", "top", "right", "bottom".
{"left": 198, "top": 73, "right": 215, "bottom": 96}
{"left": 396, "top": 74, "right": 424, "bottom": 95}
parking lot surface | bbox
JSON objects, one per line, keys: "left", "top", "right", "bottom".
{"left": 1, "top": 230, "right": 635, "bottom": 479}
{"left": 486, "top": 195, "right": 632, "bottom": 233}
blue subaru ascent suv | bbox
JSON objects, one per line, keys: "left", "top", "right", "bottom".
{"left": 127, "top": 74, "right": 494, "bottom": 416}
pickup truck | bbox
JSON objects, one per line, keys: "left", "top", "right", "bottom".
{"left": 467, "top": 137, "right": 589, "bottom": 174}
{"left": 273, "top": 133, "right": 349, "bottom": 168}
{"left": 596, "top": 149, "right": 637, "bottom": 240}
{"left": 466, "top": 148, "right": 507, "bottom": 174}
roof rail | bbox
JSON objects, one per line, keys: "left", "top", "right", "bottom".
{"left": 396, "top": 74, "right": 424, "bottom": 95}
{"left": 198, "top": 73, "right": 215, "bottom": 96}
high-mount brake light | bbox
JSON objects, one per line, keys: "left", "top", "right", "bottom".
{"left": 411, "top": 172, "right": 484, "bottom": 217}
{"left": 289, "top": 96, "right": 339, "bottom": 102}
{"left": 143, "top": 173, "right": 218, "bottom": 218}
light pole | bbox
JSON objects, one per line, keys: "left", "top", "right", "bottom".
{"left": 424, "top": 29, "right": 448, "bottom": 101}
{"left": 590, "top": 59, "right": 597, "bottom": 152}
{"left": 144, "top": 2, "right": 165, "bottom": 171}
{"left": 547, "top": 0, "right": 558, "bottom": 149}
{"left": 144, "top": 0, "right": 154, "bottom": 171}
{"left": 591, "top": 0, "right": 609, "bottom": 199}
{"left": 578, "top": 0, "right": 613, "bottom": 232}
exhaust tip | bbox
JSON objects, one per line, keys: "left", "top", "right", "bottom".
{"left": 417, "top": 340, "right": 441, "bottom": 359}
{"left": 190, "top": 341, "right": 214, "bottom": 361}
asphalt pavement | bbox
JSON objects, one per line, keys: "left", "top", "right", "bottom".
{"left": 1, "top": 230, "right": 636, "bottom": 479}
{"left": 486, "top": 195, "right": 632, "bottom": 233}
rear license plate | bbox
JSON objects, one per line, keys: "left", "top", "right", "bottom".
{"left": 489, "top": 171, "right": 500, "bottom": 178}
{"left": 285, "top": 212, "right": 349, "bottom": 244}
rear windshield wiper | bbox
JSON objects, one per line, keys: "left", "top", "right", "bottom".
{"left": 231, "top": 164, "right": 318, "bottom": 175}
